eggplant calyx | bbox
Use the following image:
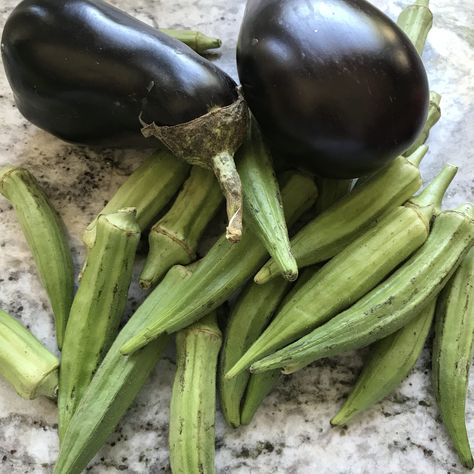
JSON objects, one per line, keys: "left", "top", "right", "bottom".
{"left": 141, "top": 89, "right": 249, "bottom": 242}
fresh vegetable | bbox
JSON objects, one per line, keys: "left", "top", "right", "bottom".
{"left": 397, "top": 0, "right": 433, "bottom": 55}
{"left": 170, "top": 312, "right": 222, "bottom": 474}
{"left": 83, "top": 150, "right": 189, "bottom": 248}
{"left": 432, "top": 246, "right": 474, "bottom": 469}
{"left": 255, "top": 146, "right": 427, "bottom": 284}
{"left": 237, "top": 120, "right": 297, "bottom": 281}
{"left": 1, "top": 0, "right": 236, "bottom": 147}
{"left": 54, "top": 265, "right": 195, "bottom": 474}
{"left": 161, "top": 29, "right": 222, "bottom": 54}
{"left": 0, "top": 165, "right": 73, "bottom": 349}
{"left": 0, "top": 309, "right": 58, "bottom": 400}
{"left": 2, "top": 0, "right": 248, "bottom": 241}
{"left": 404, "top": 92, "right": 441, "bottom": 157}
{"left": 220, "top": 277, "right": 291, "bottom": 427}
{"left": 58, "top": 209, "right": 140, "bottom": 440}
{"left": 240, "top": 370, "right": 281, "bottom": 426}
{"left": 252, "top": 205, "right": 474, "bottom": 374}
{"left": 140, "top": 166, "right": 223, "bottom": 289}
{"left": 237, "top": 268, "right": 316, "bottom": 426}
{"left": 120, "top": 172, "right": 318, "bottom": 355}
{"left": 331, "top": 298, "right": 436, "bottom": 426}
{"left": 227, "top": 164, "right": 455, "bottom": 379}
{"left": 237, "top": 0, "right": 429, "bottom": 178}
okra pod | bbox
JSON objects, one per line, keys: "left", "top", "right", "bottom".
{"left": 120, "top": 172, "right": 318, "bottom": 355}
{"left": 161, "top": 28, "right": 222, "bottom": 53}
{"left": 432, "top": 247, "right": 474, "bottom": 469}
{"left": 54, "top": 266, "right": 194, "bottom": 474}
{"left": 140, "top": 166, "right": 223, "bottom": 288}
{"left": 404, "top": 92, "right": 441, "bottom": 157}
{"left": 314, "top": 177, "right": 354, "bottom": 216}
{"left": 226, "top": 164, "right": 456, "bottom": 379}
{"left": 0, "top": 309, "right": 59, "bottom": 399}
{"left": 255, "top": 147, "right": 426, "bottom": 284}
{"left": 331, "top": 298, "right": 436, "bottom": 426}
{"left": 0, "top": 165, "right": 74, "bottom": 349}
{"left": 170, "top": 312, "right": 222, "bottom": 474}
{"left": 58, "top": 208, "right": 140, "bottom": 440}
{"left": 219, "top": 277, "right": 291, "bottom": 427}
{"left": 82, "top": 150, "right": 189, "bottom": 248}
{"left": 252, "top": 205, "right": 474, "bottom": 375}
{"left": 397, "top": 0, "right": 433, "bottom": 56}
{"left": 237, "top": 121, "right": 298, "bottom": 281}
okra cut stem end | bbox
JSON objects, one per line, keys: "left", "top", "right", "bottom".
{"left": 409, "top": 163, "right": 458, "bottom": 217}
{"left": 406, "top": 144, "right": 429, "bottom": 167}
{"left": 35, "top": 367, "right": 59, "bottom": 399}
{"left": 0, "top": 164, "right": 18, "bottom": 191}
{"left": 100, "top": 207, "right": 140, "bottom": 233}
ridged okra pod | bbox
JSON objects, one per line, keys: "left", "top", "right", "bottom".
{"left": 161, "top": 28, "right": 222, "bottom": 53}
{"left": 397, "top": 0, "right": 433, "bottom": 56}
{"left": 331, "top": 299, "right": 437, "bottom": 426}
{"left": 225, "top": 164, "right": 456, "bottom": 379}
{"left": 432, "top": 246, "right": 474, "bottom": 469}
{"left": 404, "top": 92, "right": 441, "bottom": 157}
{"left": 252, "top": 205, "right": 474, "bottom": 375}
{"left": 82, "top": 150, "right": 189, "bottom": 248}
{"left": 140, "top": 166, "right": 223, "bottom": 288}
{"left": 54, "top": 266, "right": 193, "bottom": 474}
{"left": 0, "top": 165, "right": 74, "bottom": 349}
{"left": 120, "top": 172, "right": 318, "bottom": 355}
{"left": 255, "top": 147, "right": 426, "bottom": 284}
{"left": 58, "top": 209, "right": 140, "bottom": 440}
{"left": 170, "top": 312, "right": 222, "bottom": 474}
{"left": 0, "top": 309, "right": 58, "bottom": 399}
{"left": 220, "top": 278, "right": 290, "bottom": 427}
{"left": 237, "top": 121, "right": 298, "bottom": 281}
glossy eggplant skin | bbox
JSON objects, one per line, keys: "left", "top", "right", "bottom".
{"left": 237, "top": 0, "right": 429, "bottom": 178}
{"left": 1, "top": 0, "right": 237, "bottom": 147}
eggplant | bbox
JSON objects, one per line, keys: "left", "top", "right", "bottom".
{"left": 1, "top": 0, "right": 248, "bottom": 241}
{"left": 237, "top": 0, "right": 429, "bottom": 178}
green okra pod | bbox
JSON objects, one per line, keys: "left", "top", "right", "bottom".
{"left": 219, "top": 277, "right": 291, "bottom": 428}
{"left": 404, "top": 92, "right": 441, "bottom": 157}
{"left": 237, "top": 121, "right": 298, "bottom": 281}
{"left": 0, "top": 309, "right": 58, "bottom": 399}
{"left": 239, "top": 268, "right": 316, "bottom": 425}
{"left": 140, "top": 166, "right": 223, "bottom": 289}
{"left": 59, "top": 208, "right": 140, "bottom": 440}
{"left": 314, "top": 177, "right": 354, "bottom": 216}
{"left": 240, "top": 370, "right": 281, "bottom": 426}
{"left": 397, "top": 0, "right": 433, "bottom": 56}
{"left": 255, "top": 147, "right": 426, "bottom": 284}
{"left": 161, "top": 28, "right": 222, "bottom": 53}
{"left": 252, "top": 204, "right": 474, "bottom": 375}
{"left": 331, "top": 298, "right": 437, "bottom": 426}
{"left": 170, "top": 312, "right": 222, "bottom": 474}
{"left": 0, "top": 165, "right": 74, "bottom": 349}
{"left": 54, "top": 265, "right": 193, "bottom": 474}
{"left": 226, "top": 164, "right": 456, "bottom": 379}
{"left": 82, "top": 150, "right": 189, "bottom": 248}
{"left": 432, "top": 246, "right": 474, "bottom": 469}
{"left": 120, "top": 172, "right": 318, "bottom": 356}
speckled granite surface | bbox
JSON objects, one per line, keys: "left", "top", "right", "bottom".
{"left": 0, "top": 0, "right": 473, "bottom": 473}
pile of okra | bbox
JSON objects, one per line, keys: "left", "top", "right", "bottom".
{"left": 0, "top": 2, "right": 473, "bottom": 473}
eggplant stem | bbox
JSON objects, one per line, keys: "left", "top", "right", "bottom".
{"left": 212, "top": 152, "right": 243, "bottom": 242}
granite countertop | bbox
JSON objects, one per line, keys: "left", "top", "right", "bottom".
{"left": 0, "top": 0, "right": 473, "bottom": 473}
